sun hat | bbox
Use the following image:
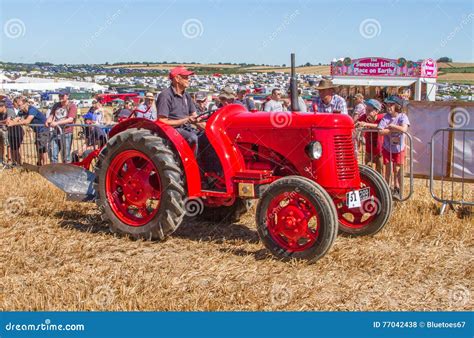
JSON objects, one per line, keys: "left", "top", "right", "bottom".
{"left": 384, "top": 95, "right": 405, "bottom": 106}
{"left": 145, "top": 92, "right": 155, "bottom": 100}
{"left": 218, "top": 86, "right": 236, "bottom": 99}
{"left": 314, "top": 79, "right": 339, "bottom": 90}
{"left": 365, "top": 99, "right": 382, "bottom": 111}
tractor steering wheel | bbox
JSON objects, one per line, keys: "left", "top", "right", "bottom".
{"left": 196, "top": 109, "right": 216, "bottom": 122}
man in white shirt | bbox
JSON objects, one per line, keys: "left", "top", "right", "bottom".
{"left": 264, "top": 88, "right": 287, "bottom": 112}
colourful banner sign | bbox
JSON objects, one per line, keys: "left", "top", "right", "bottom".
{"left": 331, "top": 57, "right": 437, "bottom": 78}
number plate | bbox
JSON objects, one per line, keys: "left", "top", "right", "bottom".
{"left": 359, "top": 187, "right": 371, "bottom": 201}
{"left": 346, "top": 187, "right": 371, "bottom": 208}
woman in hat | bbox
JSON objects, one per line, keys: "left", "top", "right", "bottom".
{"left": 136, "top": 92, "right": 157, "bottom": 120}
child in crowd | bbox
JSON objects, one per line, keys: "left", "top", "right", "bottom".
{"left": 356, "top": 99, "right": 384, "bottom": 173}
{"left": 377, "top": 96, "right": 410, "bottom": 198}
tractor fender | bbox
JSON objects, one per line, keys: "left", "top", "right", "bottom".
{"left": 205, "top": 105, "right": 247, "bottom": 194}
{"left": 108, "top": 118, "right": 201, "bottom": 197}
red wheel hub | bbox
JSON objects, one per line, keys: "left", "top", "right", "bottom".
{"left": 266, "top": 192, "right": 320, "bottom": 252}
{"left": 337, "top": 176, "right": 378, "bottom": 229}
{"left": 105, "top": 150, "right": 161, "bottom": 226}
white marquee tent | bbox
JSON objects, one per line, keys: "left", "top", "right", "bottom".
{"left": 0, "top": 74, "right": 106, "bottom": 92}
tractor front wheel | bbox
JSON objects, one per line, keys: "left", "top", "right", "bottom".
{"left": 336, "top": 165, "right": 392, "bottom": 236}
{"left": 94, "top": 128, "right": 186, "bottom": 240}
{"left": 256, "top": 176, "right": 338, "bottom": 262}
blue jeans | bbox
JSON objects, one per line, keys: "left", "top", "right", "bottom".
{"left": 50, "top": 133, "right": 73, "bottom": 163}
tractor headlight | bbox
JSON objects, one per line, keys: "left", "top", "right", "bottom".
{"left": 307, "top": 141, "right": 323, "bottom": 160}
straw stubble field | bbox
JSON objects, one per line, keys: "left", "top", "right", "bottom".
{"left": 0, "top": 169, "right": 472, "bottom": 311}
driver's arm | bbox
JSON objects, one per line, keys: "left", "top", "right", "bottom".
{"left": 190, "top": 111, "right": 206, "bottom": 130}
{"left": 158, "top": 116, "right": 190, "bottom": 127}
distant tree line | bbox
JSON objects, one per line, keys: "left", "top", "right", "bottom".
{"left": 437, "top": 57, "right": 453, "bottom": 62}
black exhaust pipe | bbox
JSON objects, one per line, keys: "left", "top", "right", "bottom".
{"left": 290, "top": 53, "right": 299, "bottom": 112}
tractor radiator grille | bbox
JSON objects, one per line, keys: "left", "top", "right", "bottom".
{"left": 333, "top": 134, "right": 357, "bottom": 180}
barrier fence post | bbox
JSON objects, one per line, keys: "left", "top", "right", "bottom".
{"left": 430, "top": 128, "right": 474, "bottom": 215}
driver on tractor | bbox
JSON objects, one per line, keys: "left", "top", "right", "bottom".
{"left": 156, "top": 66, "right": 205, "bottom": 154}
{"left": 156, "top": 66, "right": 221, "bottom": 189}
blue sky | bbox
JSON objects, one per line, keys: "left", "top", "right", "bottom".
{"left": 0, "top": 0, "right": 472, "bottom": 65}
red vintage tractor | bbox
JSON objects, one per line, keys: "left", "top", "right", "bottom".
{"left": 40, "top": 55, "right": 392, "bottom": 262}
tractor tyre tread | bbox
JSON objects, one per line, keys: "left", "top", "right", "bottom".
{"left": 94, "top": 128, "right": 186, "bottom": 240}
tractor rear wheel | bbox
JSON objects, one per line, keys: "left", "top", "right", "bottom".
{"left": 94, "top": 128, "right": 186, "bottom": 240}
{"left": 336, "top": 165, "right": 392, "bottom": 236}
{"left": 256, "top": 176, "right": 338, "bottom": 262}
{"left": 197, "top": 199, "right": 253, "bottom": 224}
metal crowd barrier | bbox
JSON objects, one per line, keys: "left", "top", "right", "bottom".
{"left": 430, "top": 128, "right": 474, "bottom": 215}
{"left": 2, "top": 123, "right": 109, "bottom": 168}
{"left": 355, "top": 129, "right": 414, "bottom": 201}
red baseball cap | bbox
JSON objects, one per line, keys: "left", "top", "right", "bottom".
{"left": 169, "top": 66, "right": 195, "bottom": 79}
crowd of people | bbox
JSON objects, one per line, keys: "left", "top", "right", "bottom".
{"left": 0, "top": 66, "right": 411, "bottom": 195}
{"left": 0, "top": 91, "right": 106, "bottom": 167}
